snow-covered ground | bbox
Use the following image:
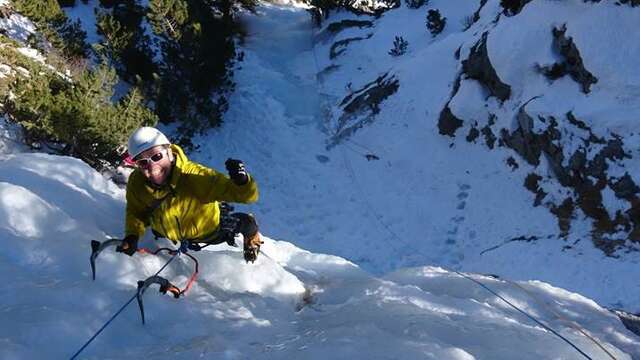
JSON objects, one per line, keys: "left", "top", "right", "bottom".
{"left": 0, "top": 151, "right": 638, "bottom": 359}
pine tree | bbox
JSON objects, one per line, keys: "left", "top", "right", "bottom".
{"left": 147, "top": 0, "right": 236, "bottom": 138}
{"left": 13, "top": 0, "right": 88, "bottom": 59}
{"left": 96, "top": 11, "right": 135, "bottom": 62}
{"left": 56, "top": 18, "right": 90, "bottom": 59}
{"left": 12, "top": 0, "right": 64, "bottom": 23}
{"left": 96, "top": 1, "right": 157, "bottom": 84}
{"left": 5, "top": 59, "right": 157, "bottom": 169}
{"left": 148, "top": 0, "right": 189, "bottom": 40}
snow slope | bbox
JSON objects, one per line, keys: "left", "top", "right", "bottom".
{"left": 0, "top": 150, "right": 639, "bottom": 359}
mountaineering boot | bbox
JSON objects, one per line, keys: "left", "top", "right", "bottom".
{"left": 229, "top": 213, "right": 262, "bottom": 263}
{"left": 243, "top": 231, "right": 263, "bottom": 263}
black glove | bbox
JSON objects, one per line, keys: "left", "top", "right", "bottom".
{"left": 116, "top": 234, "right": 138, "bottom": 256}
{"left": 225, "top": 158, "right": 249, "bottom": 185}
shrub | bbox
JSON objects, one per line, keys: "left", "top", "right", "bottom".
{"left": 388, "top": 36, "right": 408, "bottom": 56}
{"left": 426, "top": 9, "right": 446, "bottom": 36}
{"left": 405, "top": 0, "right": 427, "bottom": 9}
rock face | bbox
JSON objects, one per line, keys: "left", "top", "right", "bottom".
{"left": 471, "top": 0, "right": 489, "bottom": 24}
{"left": 318, "top": 0, "right": 639, "bottom": 258}
{"left": 501, "top": 104, "right": 640, "bottom": 254}
{"left": 438, "top": 103, "right": 464, "bottom": 137}
{"left": 462, "top": 32, "right": 511, "bottom": 102}
{"left": 330, "top": 34, "right": 372, "bottom": 59}
{"left": 438, "top": 0, "right": 640, "bottom": 256}
{"left": 438, "top": 71, "right": 465, "bottom": 138}
{"left": 315, "top": 19, "right": 374, "bottom": 43}
{"left": 500, "top": 0, "right": 533, "bottom": 16}
{"left": 539, "top": 25, "right": 598, "bottom": 93}
{"left": 329, "top": 72, "right": 399, "bottom": 146}
{"left": 327, "top": 19, "right": 373, "bottom": 33}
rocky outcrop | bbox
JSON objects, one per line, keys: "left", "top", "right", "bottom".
{"left": 539, "top": 25, "right": 598, "bottom": 94}
{"left": 550, "top": 198, "right": 574, "bottom": 238}
{"left": 327, "top": 19, "right": 373, "bottom": 33}
{"left": 481, "top": 114, "right": 497, "bottom": 149}
{"left": 330, "top": 34, "right": 372, "bottom": 59}
{"left": 438, "top": 103, "right": 464, "bottom": 137}
{"left": 438, "top": 71, "right": 465, "bottom": 138}
{"left": 610, "top": 174, "right": 640, "bottom": 201}
{"left": 500, "top": 0, "right": 533, "bottom": 16}
{"left": 462, "top": 32, "right": 511, "bottom": 101}
{"left": 470, "top": 0, "right": 489, "bottom": 25}
{"left": 329, "top": 72, "right": 399, "bottom": 146}
{"left": 500, "top": 105, "right": 547, "bottom": 167}
{"left": 315, "top": 19, "right": 374, "bottom": 42}
{"left": 317, "top": 64, "right": 340, "bottom": 82}
{"left": 524, "top": 173, "right": 546, "bottom": 206}
{"left": 433, "top": 0, "right": 635, "bottom": 256}
{"left": 464, "top": 115, "right": 497, "bottom": 149}
{"left": 466, "top": 126, "right": 480, "bottom": 142}
{"left": 501, "top": 103, "right": 639, "bottom": 254}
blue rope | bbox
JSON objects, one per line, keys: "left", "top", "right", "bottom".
{"left": 70, "top": 251, "right": 180, "bottom": 360}
{"left": 454, "top": 271, "right": 593, "bottom": 360}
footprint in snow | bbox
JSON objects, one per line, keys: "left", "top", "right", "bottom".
{"left": 443, "top": 184, "right": 471, "bottom": 267}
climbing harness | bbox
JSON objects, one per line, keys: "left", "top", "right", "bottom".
{"left": 454, "top": 271, "right": 596, "bottom": 360}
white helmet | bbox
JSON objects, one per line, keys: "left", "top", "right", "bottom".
{"left": 127, "top": 127, "right": 171, "bottom": 158}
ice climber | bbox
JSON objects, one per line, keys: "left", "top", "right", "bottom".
{"left": 116, "top": 126, "right": 263, "bottom": 263}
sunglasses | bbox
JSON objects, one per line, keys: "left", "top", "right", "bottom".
{"left": 135, "top": 149, "right": 168, "bottom": 168}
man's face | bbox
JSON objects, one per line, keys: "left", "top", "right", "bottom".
{"left": 135, "top": 145, "right": 173, "bottom": 185}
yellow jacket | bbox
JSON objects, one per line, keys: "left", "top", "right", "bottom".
{"left": 125, "top": 144, "right": 258, "bottom": 242}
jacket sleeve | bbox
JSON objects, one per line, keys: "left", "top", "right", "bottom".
{"left": 198, "top": 165, "right": 259, "bottom": 204}
{"left": 124, "top": 174, "right": 149, "bottom": 238}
